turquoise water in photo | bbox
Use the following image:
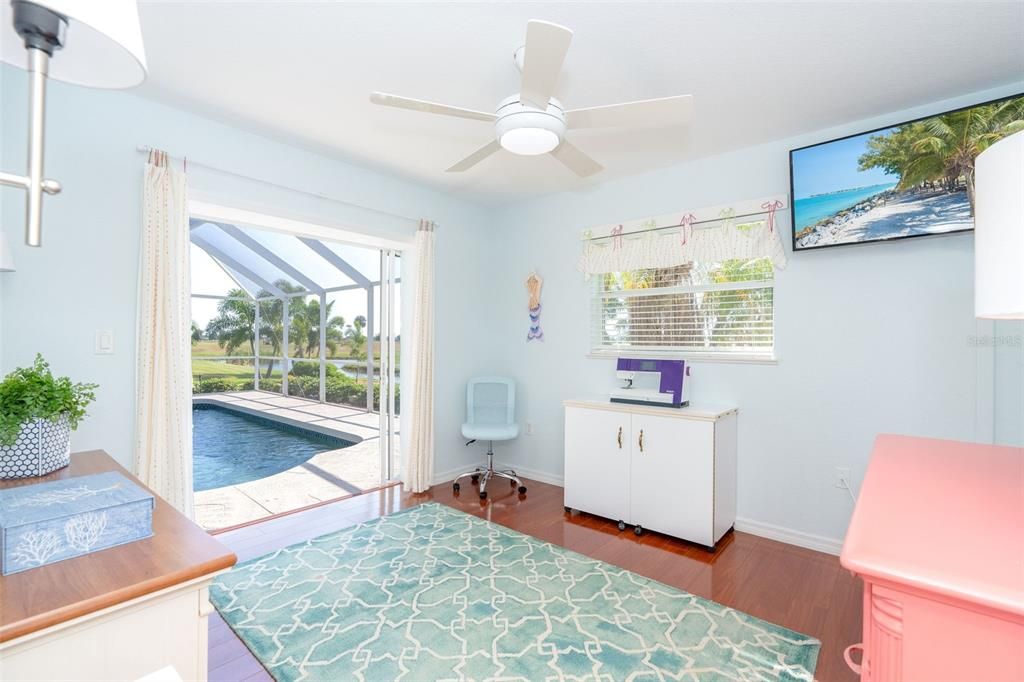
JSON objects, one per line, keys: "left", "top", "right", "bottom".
{"left": 793, "top": 182, "right": 897, "bottom": 230}
{"left": 192, "top": 405, "right": 352, "bottom": 491}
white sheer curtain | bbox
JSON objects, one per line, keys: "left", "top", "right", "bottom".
{"left": 134, "top": 150, "right": 194, "bottom": 516}
{"left": 403, "top": 219, "right": 435, "bottom": 493}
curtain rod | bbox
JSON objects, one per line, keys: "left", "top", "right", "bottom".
{"left": 136, "top": 145, "right": 421, "bottom": 225}
{"left": 586, "top": 208, "right": 774, "bottom": 242}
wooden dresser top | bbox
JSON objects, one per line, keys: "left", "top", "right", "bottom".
{"left": 0, "top": 450, "right": 236, "bottom": 643}
{"left": 841, "top": 434, "right": 1024, "bottom": 617}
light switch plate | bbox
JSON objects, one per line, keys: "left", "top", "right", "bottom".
{"left": 95, "top": 330, "right": 114, "bottom": 354}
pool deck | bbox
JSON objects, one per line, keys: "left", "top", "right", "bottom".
{"left": 193, "top": 391, "right": 399, "bottom": 531}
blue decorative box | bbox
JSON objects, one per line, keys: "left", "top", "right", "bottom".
{"left": 0, "top": 471, "right": 154, "bottom": 575}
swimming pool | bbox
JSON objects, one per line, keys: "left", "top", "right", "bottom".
{"left": 192, "top": 404, "right": 355, "bottom": 491}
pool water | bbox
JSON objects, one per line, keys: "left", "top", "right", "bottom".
{"left": 192, "top": 405, "right": 353, "bottom": 491}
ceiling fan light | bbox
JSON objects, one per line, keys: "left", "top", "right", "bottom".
{"left": 500, "top": 127, "right": 560, "bottom": 156}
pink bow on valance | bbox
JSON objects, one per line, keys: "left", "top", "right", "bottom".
{"left": 761, "top": 200, "right": 783, "bottom": 232}
{"left": 678, "top": 213, "right": 697, "bottom": 245}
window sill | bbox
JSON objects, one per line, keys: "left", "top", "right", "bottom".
{"left": 586, "top": 350, "right": 778, "bottom": 365}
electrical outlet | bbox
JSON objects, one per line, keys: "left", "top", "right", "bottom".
{"left": 834, "top": 467, "right": 851, "bottom": 489}
{"left": 526, "top": 422, "right": 534, "bottom": 436}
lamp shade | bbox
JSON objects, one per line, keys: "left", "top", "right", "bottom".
{"left": 975, "top": 130, "right": 1024, "bottom": 319}
{"left": 1, "top": 0, "right": 147, "bottom": 88}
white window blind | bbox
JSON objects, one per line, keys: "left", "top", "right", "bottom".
{"left": 592, "top": 257, "right": 775, "bottom": 358}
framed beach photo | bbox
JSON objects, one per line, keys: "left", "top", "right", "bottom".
{"left": 789, "top": 93, "right": 1024, "bottom": 251}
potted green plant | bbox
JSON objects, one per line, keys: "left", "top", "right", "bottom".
{"left": 0, "top": 355, "right": 97, "bottom": 479}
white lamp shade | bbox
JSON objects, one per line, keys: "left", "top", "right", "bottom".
{"left": 1, "top": 0, "right": 147, "bottom": 88}
{"left": 975, "top": 130, "right": 1024, "bottom": 319}
{"left": 0, "top": 231, "right": 15, "bottom": 271}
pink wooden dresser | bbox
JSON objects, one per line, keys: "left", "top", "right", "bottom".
{"left": 840, "top": 435, "right": 1024, "bottom": 681}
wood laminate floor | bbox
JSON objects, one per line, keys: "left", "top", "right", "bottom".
{"left": 207, "top": 478, "right": 861, "bottom": 681}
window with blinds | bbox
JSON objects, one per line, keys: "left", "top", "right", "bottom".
{"left": 591, "top": 257, "right": 775, "bottom": 358}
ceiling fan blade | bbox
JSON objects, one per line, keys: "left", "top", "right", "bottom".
{"left": 370, "top": 92, "right": 496, "bottom": 122}
{"left": 550, "top": 140, "right": 603, "bottom": 177}
{"left": 519, "top": 20, "right": 573, "bottom": 109}
{"left": 566, "top": 95, "right": 694, "bottom": 130}
{"left": 446, "top": 140, "right": 502, "bottom": 172}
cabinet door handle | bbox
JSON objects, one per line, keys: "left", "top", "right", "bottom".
{"left": 638, "top": 429, "right": 644, "bottom": 452}
{"left": 617, "top": 426, "right": 622, "bottom": 449}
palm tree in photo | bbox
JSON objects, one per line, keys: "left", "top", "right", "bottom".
{"left": 859, "top": 98, "right": 1024, "bottom": 210}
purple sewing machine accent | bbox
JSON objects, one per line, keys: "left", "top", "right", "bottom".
{"left": 611, "top": 358, "right": 690, "bottom": 407}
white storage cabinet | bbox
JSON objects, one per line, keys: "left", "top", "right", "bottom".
{"left": 563, "top": 399, "right": 737, "bottom": 549}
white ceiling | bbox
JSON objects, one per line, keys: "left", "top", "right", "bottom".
{"left": 134, "top": 1, "right": 1024, "bottom": 204}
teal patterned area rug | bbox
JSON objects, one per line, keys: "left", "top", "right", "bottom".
{"left": 211, "top": 503, "right": 820, "bottom": 681}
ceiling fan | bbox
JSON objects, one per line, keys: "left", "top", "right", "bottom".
{"left": 369, "top": 20, "right": 694, "bottom": 178}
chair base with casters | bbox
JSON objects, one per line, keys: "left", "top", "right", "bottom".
{"left": 453, "top": 439, "right": 527, "bottom": 500}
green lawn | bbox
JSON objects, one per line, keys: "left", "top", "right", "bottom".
{"left": 191, "top": 338, "right": 400, "bottom": 362}
{"left": 191, "top": 359, "right": 259, "bottom": 378}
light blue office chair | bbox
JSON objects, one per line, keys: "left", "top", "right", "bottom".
{"left": 453, "top": 377, "right": 526, "bottom": 500}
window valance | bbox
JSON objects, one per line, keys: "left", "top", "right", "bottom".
{"left": 578, "top": 196, "right": 790, "bottom": 275}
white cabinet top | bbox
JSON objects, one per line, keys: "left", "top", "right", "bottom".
{"left": 563, "top": 398, "right": 738, "bottom": 421}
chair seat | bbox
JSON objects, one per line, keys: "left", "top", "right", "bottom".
{"left": 462, "top": 422, "right": 519, "bottom": 441}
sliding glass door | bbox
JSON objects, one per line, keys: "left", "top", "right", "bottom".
{"left": 190, "top": 215, "right": 405, "bottom": 529}
{"left": 377, "top": 250, "right": 401, "bottom": 482}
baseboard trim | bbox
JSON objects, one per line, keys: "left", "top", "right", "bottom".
{"left": 496, "top": 462, "right": 564, "bottom": 487}
{"left": 734, "top": 517, "right": 844, "bottom": 556}
{"left": 431, "top": 463, "right": 564, "bottom": 488}
{"left": 431, "top": 466, "right": 469, "bottom": 487}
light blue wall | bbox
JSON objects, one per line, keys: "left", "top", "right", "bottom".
{"left": 2, "top": 65, "right": 1018, "bottom": 547}
{"left": 994, "top": 320, "right": 1024, "bottom": 446}
{"left": 486, "top": 82, "right": 1024, "bottom": 548}
{"left": 0, "top": 65, "right": 496, "bottom": 475}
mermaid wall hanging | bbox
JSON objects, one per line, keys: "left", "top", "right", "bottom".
{"left": 526, "top": 272, "right": 544, "bottom": 342}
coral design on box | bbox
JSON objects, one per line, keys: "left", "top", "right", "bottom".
{"left": 0, "top": 471, "right": 154, "bottom": 574}
{"left": 7, "top": 482, "right": 121, "bottom": 509}
{"left": 64, "top": 511, "right": 108, "bottom": 551}
{"left": 11, "top": 529, "right": 62, "bottom": 566}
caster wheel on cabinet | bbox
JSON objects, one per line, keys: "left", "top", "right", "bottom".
{"left": 634, "top": 526, "right": 643, "bottom": 536}
{"left": 564, "top": 506, "right": 572, "bottom": 513}
{"left": 479, "top": 491, "right": 487, "bottom": 500}
{"left": 518, "top": 486, "right": 527, "bottom": 494}
{"left": 453, "top": 483, "right": 460, "bottom": 493}
{"left": 617, "top": 520, "right": 626, "bottom": 531}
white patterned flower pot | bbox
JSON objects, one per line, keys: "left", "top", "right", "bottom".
{"left": 0, "top": 416, "right": 72, "bottom": 479}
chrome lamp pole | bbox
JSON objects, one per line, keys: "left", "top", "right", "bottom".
{"left": 0, "top": 0, "right": 148, "bottom": 248}
{"left": 0, "top": 2, "right": 65, "bottom": 247}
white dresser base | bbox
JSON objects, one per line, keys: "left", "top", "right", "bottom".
{"left": 0, "top": 574, "right": 224, "bottom": 682}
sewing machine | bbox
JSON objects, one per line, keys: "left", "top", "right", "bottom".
{"left": 610, "top": 358, "right": 689, "bottom": 408}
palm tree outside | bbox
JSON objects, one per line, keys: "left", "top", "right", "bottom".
{"left": 205, "top": 289, "right": 257, "bottom": 357}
